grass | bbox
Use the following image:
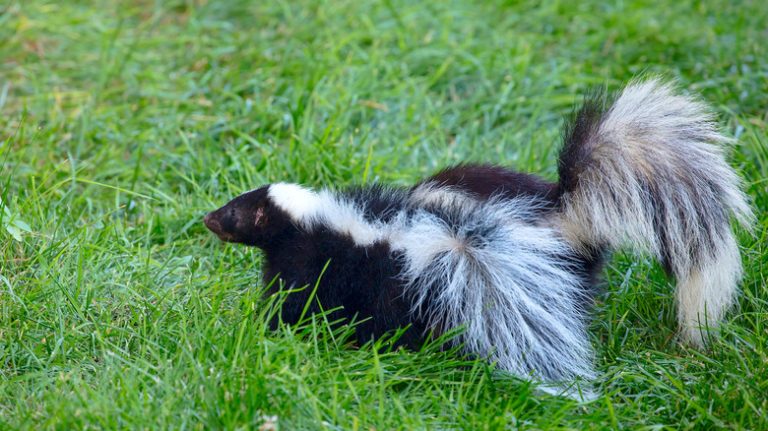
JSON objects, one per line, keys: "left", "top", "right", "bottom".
{"left": 1, "top": 0, "right": 767, "bottom": 429}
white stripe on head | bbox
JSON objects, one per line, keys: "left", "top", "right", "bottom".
{"left": 267, "top": 182, "right": 389, "bottom": 246}
{"left": 267, "top": 182, "right": 324, "bottom": 222}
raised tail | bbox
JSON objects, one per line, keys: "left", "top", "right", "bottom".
{"left": 556, "top": 78, "right": 753, "bottom": 345}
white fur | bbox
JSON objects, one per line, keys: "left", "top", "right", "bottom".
{"left": 268, "top": 183, "right": 387, "bottom": 246}
{"left": 558, "top": 78, "right": 753, "bottom": 345}
{"left": 676, "top": 233, "right": 743, "bottom": 345}
{"left": 410, "top": 182, "right": 478, "bottom": 207}
{"left": 392, "top": 196, "right": 595, "bottom": 384}
{"left": 268, "top": 183, "right": 324, "bottom": 220}
{"left": 311, "top": 190, "right": 386, "bottom": 246}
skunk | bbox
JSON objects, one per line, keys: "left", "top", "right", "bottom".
{"left": 204, "top": 78, "right": 752, "bottom": 389}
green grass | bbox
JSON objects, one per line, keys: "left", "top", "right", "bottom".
{"left": 1, "top": 0, "right": 767, "bottom": 429}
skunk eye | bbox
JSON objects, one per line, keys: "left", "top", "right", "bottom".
{"left": 254, "top": 207, "right": 265, "bottom": 226}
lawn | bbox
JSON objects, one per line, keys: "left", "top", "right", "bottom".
{"left": 1, "top": 0, "right": 767, "bottom": 429}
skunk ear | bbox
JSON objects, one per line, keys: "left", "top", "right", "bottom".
{"left": 254, "top": 206, "right": 266, "bottom": 227}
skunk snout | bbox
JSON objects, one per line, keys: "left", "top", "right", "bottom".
{"left": 204, "top": 211, "right": 234, "bottom": 242}
{"left": 203, "top": 212, "right": 218, "bottom": 231}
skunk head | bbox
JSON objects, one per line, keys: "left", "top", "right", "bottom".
{"left": 204, "top": 185, "right": 296, "bottom": 248}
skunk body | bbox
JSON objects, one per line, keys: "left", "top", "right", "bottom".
{"left": 204, "top": 79, "right": 752, "bottom": 388}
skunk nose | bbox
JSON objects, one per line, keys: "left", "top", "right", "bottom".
{"left": 204, "top": 212, "right": 220, "bottom": 233}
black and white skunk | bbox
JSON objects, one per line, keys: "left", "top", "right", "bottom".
{"left": 204, "top": 78, "right": 752, "bottom": 391}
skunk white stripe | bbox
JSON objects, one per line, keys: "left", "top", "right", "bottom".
{"left": 312, "top": 190, "right": 385, "bottom": 246}
{"left": 392, "top": 196, "right": 595, "bottom": 383}
{"left": 268, "top": 183, "right": 388, "bottom": 246}
{"left": 410, "top": 182, "right": 477, "bottom": 207}
{"left": 268, "top": 183, "right": 324, "bottom": 220}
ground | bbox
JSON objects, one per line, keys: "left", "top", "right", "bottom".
{"left": 1, "top": 0, "right": 767, "bottom": 429}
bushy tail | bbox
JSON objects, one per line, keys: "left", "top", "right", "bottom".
{"left": 557, "top": 78, "right": 753, "bottom": 345}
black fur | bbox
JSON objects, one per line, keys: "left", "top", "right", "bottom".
{"left": 205, "top": 172, "right": 604, "bottom": 349}
{"left": 205, "top": 185, "right": 429, "bottom": 349}
{"left": 421, "top": 164, "right": 559, "bottom": 205}
{"left": 557, "top": 88, "right": 606, "bottom": 198}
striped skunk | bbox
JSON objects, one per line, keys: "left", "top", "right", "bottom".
{"left": 204, "top": 78, "right": 752, "bottom": 392}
